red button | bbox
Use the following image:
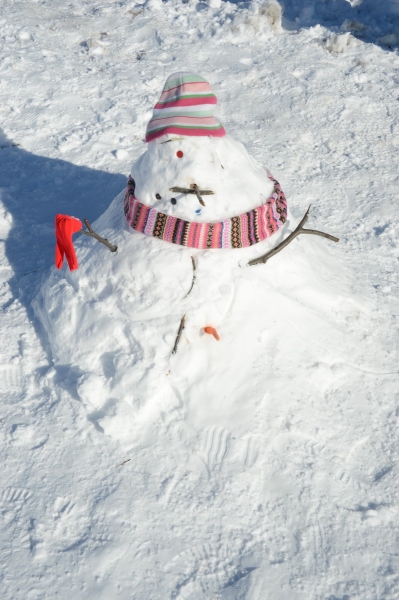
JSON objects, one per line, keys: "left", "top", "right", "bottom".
{"left": 176, "top": 150, "right": 183, "bottom": 158}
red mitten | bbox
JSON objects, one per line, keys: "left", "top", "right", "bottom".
{"left": 55, "top": 214, "right": 82, "bottom": 271}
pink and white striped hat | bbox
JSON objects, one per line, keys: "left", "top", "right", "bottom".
{"left": 145, "top": 72, "right": 226, "bottom": 143}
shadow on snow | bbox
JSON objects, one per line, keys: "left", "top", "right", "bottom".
{"left": 0, "top": 127, "right": 127, "bottom": 354}
{"left": 233, "top": 0, "right": 399, "bottom": 51}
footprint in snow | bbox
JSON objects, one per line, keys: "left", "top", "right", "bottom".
{"left": 1, "top": 487, "right": 32, "bottom": 504}
{"left": 200, "top": 425, "right": 231, "bottom": 470}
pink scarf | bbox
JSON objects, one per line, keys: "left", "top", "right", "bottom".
{"left": 124, "top": 175, "right": 287, "bottom": 249}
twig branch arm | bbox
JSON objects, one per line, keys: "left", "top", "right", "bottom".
{"left": 248, "top": 205, "right": 339, "bottom": 267}
{"left": 79, "top": 219, "right": 118, "bottom": 252}
{"left": 299, "top": 229, "right": 339, "bottom": 242}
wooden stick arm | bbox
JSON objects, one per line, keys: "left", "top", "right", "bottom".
{"left": 300, "top": 228, "right": 339, "bottom": 243}
{"left": 79, "top": 219, "right": 118, "bottom": 253}
{"left": 248, "top": 205, "right": 339, "bottom": 267}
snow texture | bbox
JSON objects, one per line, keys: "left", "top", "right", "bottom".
{"left": 1, "top": 1, "right": 399, "bottom": 599}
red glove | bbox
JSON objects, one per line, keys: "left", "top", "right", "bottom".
{"left": 55, "top": 214, "right": 82, "bottom": 271}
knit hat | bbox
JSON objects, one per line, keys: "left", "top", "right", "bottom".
{"left": 145, "top": 72, "right": 226, "bottom": 143}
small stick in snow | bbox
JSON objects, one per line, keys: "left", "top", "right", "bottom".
{"left": 248, "top": 205, "right": 339, "bottom": 267}
{"left": 172, "top": 313, "right": 186, "bottom": 354}
{"left": 79, "top": 219, "right": 118, "bottom": 252}
{"left": 184, "top": 256, "right": 196, "bottom": 298}
{"left": 160, "top": 137, "right": 185, "bottom": 144}
{"left": 119, "top": 458, "right": 131, "bottom": 467}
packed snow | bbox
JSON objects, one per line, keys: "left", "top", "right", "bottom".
{"left": 1, "top": 1, "right": 399, "bottom": 599}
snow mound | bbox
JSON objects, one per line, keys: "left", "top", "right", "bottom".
{"left": 230, "top": 1, "right": 283, "bottom": 40}
{"left": 323, "top": 32, "right": 359, "bottom": 53}
{"left": 34, "top": 181, "right": 386, "bottom": 444}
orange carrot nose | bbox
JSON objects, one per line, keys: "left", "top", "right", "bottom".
{"left": 204, "top": 326, "right": 220, "bottom": 341}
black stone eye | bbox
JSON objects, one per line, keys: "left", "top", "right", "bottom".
{"left": 155, "top": 193, "right": 161, "bottom": 200}
{"left": 171, "top": 198, "right": 177, "bottom": 205}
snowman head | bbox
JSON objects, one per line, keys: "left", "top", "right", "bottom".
{"left": 131, "top": 71, "right": 238, "bottom": 221}
{"left": 126, "top": 72, "right": 287, "bottom": 247}
{"left": 145, "top": 72, "right": 226, "bottom": 143}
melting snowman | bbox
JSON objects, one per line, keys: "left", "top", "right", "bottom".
{"left": 35, "top": 72, "right": 292, "bottom": 438}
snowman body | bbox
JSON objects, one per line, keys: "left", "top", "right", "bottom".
{"left": 34, "top": 73, "right": 289, "bottom": 437}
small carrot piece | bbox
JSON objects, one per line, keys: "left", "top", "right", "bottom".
{"left": 204, "top": 326, "right": 220, "bottom": 341}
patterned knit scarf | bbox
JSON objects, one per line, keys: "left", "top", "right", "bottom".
{"left": 124, "top": 176, "right": 287, "bottom": 249}
{"left": 146, "top": 72, "right": 226, "bottom": 143}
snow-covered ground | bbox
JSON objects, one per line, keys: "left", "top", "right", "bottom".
{"left": 1, "top": 1, "right": 399, "bottom": 598}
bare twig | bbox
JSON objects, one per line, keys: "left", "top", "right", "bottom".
{"left": 160, "top": 137, "right": 184, "bottom": 144}
{"left": 169, "top": 187, "right": 214, "bottom": 196}
{"left": 248, "top": 205, "right": 339, "bottom": 267}
{"left": 172, "top": 313, "right": 186, "bottom": 354}
{"left": 119, "top": 458, "right": 131, "bottom": 467}
{"left": 191, "top": 184, "right": 205, "bottom": 207}
{"left": 184, "top": 256, "right": 196, "bottom": 298}
{"left": 79, "top": 219, "right": 118, "bottom": 252}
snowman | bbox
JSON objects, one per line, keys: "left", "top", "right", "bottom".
{"left": 35, "top": 72, "right": 336, "bottom": 439}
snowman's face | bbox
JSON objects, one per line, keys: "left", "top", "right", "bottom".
{"left": 130, "top": 134, "right": 275, "bottom": 222}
